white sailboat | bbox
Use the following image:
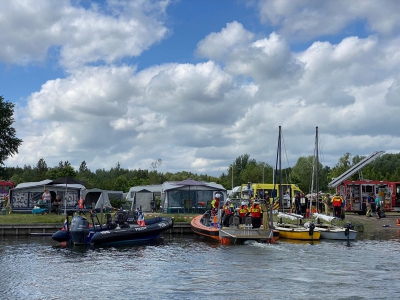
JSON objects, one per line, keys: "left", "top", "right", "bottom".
{"left": 311, "top": 127, "right": 357, "bottom": 240}
{"left": 272, "top": 126, "right": 321, "bottom": 240}
{"left": 313, "top": 213, "right": 357, "bottom": 240}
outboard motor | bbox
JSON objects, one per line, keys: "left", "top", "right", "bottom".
{"left": 344, "top": 222, "right": 353, "bottom": 236}
{"left": 70, "top": 215, "right": 90, "bottom": 245}
{"left": 308, "top": 222, "right": 315, "bottom": 236}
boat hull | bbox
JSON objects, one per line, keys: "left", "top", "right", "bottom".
{"left": 191, "top": 215, "right": 220, "bottom": 241}
{"left": 90, "top": 217, "right": 173, "bottom": 246}
{"left": 318, "top": 228, "right": 357, "bottom": 240}
{"left": 275, "top": 226, "right": 321, "bottom": 240}
{"left": 191, "top": 214, "right": 279, "bottom": 244}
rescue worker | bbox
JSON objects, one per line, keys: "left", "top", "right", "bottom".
{"left": 365, "top": 193, "right": 372, "bottom": 217}
{"left": 238, "top": 201, "right": 249, "bottom": 224}
{"left": 323, "top": 193, "right": 331, "bottom": 216}
{"left": 211, "top": 194, "right": 221, "bottom": 216}
{"left": 331, "top": 194, "right": 343, "bottom": 219}
{"left": 222, "top": 199, "right": 235, "bottom": 227}
{"left": 249, "top": 200, "right": 262, "bottom": 229}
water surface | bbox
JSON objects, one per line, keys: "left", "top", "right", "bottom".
{"left": 1, "top": 231, "right": 400, "bottom": 300}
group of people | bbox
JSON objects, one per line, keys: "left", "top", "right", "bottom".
{"left": 210, "top": 193, "right": 265, "bottom": 229}
{"left": 40, "top": 189, "right": 62, "bottom": 214}
{"left": 365, "top": 193, "right": 384, "bottom": 219}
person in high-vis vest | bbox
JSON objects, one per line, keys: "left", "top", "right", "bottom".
{"left": 222, "top": 199, "right": 235, "bottom": 227}
{"left": 249, "top": 200, "right": 262, "bottom": 228}
{"left": 238, "top": 201, "right": 248, "bottom": 224}
{"left": 331, "top": 194, "right": 343, "bottom": 219}
{"left": 211, "top": 194, "right": 221, "bottom": 216}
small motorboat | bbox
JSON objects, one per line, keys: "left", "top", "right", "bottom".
{"left": 52, "top": 209, "right": 173, "bottom": 246}
{"left": 312, "top": 213, "right": 357, "bottom": 240}
{"left": 90, "top": 216, "right": 173, "bottom": 246}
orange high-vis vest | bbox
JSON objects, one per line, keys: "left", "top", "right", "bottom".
{"left": 249, "top": 204, "right": 261, "bottom": 217}
{"left": 238, "top": 206, "right": 248, "bottom": 217}
{"left": 332, "top": 196, "right": 342, "bottom": 207}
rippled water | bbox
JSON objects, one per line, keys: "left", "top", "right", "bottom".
{"left": 1, "top": 230, "right": 400, "bottom": 300}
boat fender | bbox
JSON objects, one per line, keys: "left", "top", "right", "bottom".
{"left": 308, "top": 222, "right": 315, "bottom": 236}
{"left": 396, "top": 219, "right": 400, "bottom": 226}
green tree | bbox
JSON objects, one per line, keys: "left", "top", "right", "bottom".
{"left": 35, "top": 158, "right": 48, "bottom": 181}
{"left": 0, "top": 96, "right": 23, "bottom": 166}
{"left": 328, "top": 152, "right": 351, "bottom": 182}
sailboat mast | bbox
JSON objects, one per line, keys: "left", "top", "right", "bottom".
{"left": 279, "top": 126, "right": 282, "bottom": 211}
{"left": 316, "top": 126, "right": 319, "bottom": 213}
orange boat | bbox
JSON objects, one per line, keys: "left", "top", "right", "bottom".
{"left": 191, "top": 211, "right": 279, "bottom": 244}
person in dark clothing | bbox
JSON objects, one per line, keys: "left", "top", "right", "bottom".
{"left": 294, "top": 193, "right": 301, "bottom": 215}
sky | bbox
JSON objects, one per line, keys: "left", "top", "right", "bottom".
{"left": 1, "top": 0, "right": 400, "bottom": 177}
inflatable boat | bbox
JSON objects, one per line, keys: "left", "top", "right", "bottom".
{"left": 52, "top": 210, "right": 173, "bottom": 246}
{"left": 90, "top": 216, "right": 174, "bottom": 246}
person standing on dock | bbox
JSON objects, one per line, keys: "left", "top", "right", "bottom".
{"left": 238, "top": 201, "right": 248, "bottom": 224}
{"left": 222, "top": 199, "right": 234, "bottom": 227}
{"left": 249, "top": 200, "right": 262, "bottom": 228}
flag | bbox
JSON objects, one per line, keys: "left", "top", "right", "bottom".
{"left": 62, "top": 219, "right": 68, "bottom": 231}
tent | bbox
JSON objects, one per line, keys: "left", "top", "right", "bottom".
{"left": 10, "top": 179, "right": 84, "bottom": 212}
{"left": 82, "top": 188, "right": 114, "bottom": 210}
{"left": 126, "top": 185, "right": 162, "bottom": 212}
{"left": 161, "top": 180, "right": 227, "bottom": 214}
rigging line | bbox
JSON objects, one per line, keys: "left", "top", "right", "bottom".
{"left": 280, "top": 129, "right": 291, "bottom": 185}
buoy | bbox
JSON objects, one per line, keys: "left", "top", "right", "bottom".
{"left": 219, "top": 237, "right": 230, "bottom": 245}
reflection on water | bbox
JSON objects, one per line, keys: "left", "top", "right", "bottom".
{"left": 1, "top": 232, "right": 400, "bottom": 300}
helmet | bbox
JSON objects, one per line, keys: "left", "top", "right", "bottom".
{"left": 226, "top": 198, "right": 231, "bottom": 203}
{"left": 215, "top": 194, "right": 220, "bottom": 199}
{"left": 241, "top": 201, "right": 246, "bottom": 206}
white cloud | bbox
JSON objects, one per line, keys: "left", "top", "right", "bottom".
{"left": 257, "top": 0, "right": 400, "bottom": 39}
{"left": 0, "top": 0, "right": 169, "bottom": 69}
{"left": 3, "top": 1, "right": 400, "bottom": 179}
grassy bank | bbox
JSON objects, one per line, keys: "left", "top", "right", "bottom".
{"left": 0, "top": 212, "right": 197, "bottom": 224}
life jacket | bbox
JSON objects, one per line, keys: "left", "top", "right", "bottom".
{"left": 332, "top": 196, "right": 342, "bottom": 207}
{"left": 249, "top": 204, "right": 261, "bottom": 218}
{"left": 78, "top": 198, "right": 84, "bottom": 209}
{"left": 238, "top": 205, "right": 248, "bottom": 217}
{"left": 223, "top": 204, "right": 233, "bottom": 215}
{"left": 211, "top": 199, "right": 219, "bottom": 209}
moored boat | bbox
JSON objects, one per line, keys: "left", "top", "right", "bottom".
{"left": 90, "top": 216, "right": 173, "bottom": 246}
{"left": 312, "top": 213, "right": 357, "bottom": 240}
{"left": 191, "top": 210, "right": 279, "bottom": 244}
{"left": 274, "top": 212, "right": 321, "bottom": 240}
{"left": 52, "top": 209, "right": 173, "bottom": 246}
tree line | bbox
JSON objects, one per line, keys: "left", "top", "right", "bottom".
{"left": 2, "top": 152, "right": 400, "bottom": 194}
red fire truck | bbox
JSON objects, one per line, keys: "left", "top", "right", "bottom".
{"left": 334, "top": 180, "right": 400, "bottom": 213}
{"left": 328, "top": 151, "right": 400, "bottom": 213}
